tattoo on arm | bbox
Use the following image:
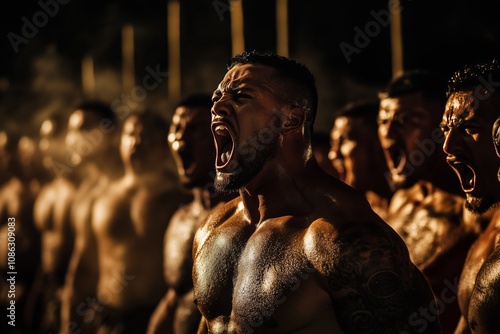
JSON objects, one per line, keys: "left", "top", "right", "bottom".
{"left": 328, "top": 233, "right": 437, "bottom": 333}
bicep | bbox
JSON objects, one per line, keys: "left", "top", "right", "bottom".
{"left": 468, "top": 248, "right": 500, "bottom": 333}
{"left": 315, "top": 226, "right": 439, "bottom": 333}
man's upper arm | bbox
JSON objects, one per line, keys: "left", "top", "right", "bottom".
{"left": 306, "top": 220, "right": 441, "bottom": 333}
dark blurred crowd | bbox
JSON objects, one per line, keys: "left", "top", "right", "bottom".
{"left": 1, "top": 53, "right": 500, "bottom": 334}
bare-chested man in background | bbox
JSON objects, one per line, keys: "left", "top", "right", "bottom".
{"left": 60, "top": 101, "right": 123, "bottom": 333}
{"left": 71, "top": 110, "right": 189, "bottom": 333}
{"left": 25, "top": 115, "right": 76, "bottom": 333}
{"left": 192, "top": 51, "right": 440, "bottom": 334}
{"left": 329, "top": 100, "right": 393, "bottom": 220}
{"left": 0, "top": 131, "right": 42, "bottom": 334}
{"left": 148, "top": 94, "right": 236, "bottom": 334}
{"left": 441, "top": 58, "right": 500, "bottom": 334}
{"left": 378, "top": 70, "right": 479, "bottom": 333}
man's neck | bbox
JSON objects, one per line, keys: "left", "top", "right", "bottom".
{"left": 239, "top": 157, "right": 316, "bottom": 225}
{"left": 192, "top": 187, "right": 231, "bottom": 211}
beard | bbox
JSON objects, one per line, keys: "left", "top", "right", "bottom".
{"left": 214, "top": 131, "right": 280, "bottom": 193}
{"left": 465, "top": 195, "right": 498, "bottom": 214}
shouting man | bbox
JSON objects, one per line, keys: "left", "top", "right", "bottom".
{"left": 192, "top": 51, "right": 440, "bottom": 334}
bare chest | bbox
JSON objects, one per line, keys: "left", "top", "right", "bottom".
{"left": 92, "top": 187, "right": 165, "bottom": 240}
{"left": 388, "top": 197, "right": 464, "bottom": 267}
{"left": 194, "top": 220, "right": 330, "bottom": 333}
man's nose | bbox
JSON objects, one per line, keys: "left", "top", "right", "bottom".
{"left": 442, "top": 127, "right": 458, "bottom": 156}
{"left": 212, "top": 96, "right": 233, "bottom": 118}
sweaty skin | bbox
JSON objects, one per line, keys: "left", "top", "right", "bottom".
{"left": 192, "top": 63, "right": 440, "bottom": 334}
{"left": 442, "top": 90, "right": 500, "bottom": 333}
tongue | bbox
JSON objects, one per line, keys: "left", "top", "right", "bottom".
{"left": 220, "top": 143, "right": 232, "bottom": 165}
{"left": 463, "top": 167, "right": 475, "bottom": 191}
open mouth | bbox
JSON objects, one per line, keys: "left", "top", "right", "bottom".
{"left": 178, "top": 150, "right": 196, "bottom": 176}
{"left": 447, "top": 158, "right": 476, "bottom": 193}
{"left": 388, "top": 146, "right": 407, "bottom": 174}
{"left": 212, "top": 123, "right": 235, "bottom": 171}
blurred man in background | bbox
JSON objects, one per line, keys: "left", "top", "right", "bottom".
{"left": 25, "top": 114, "right": 76, "bottom": 333}
{"left": 329, "top": 100, "right": 393, "bottom": 219}
{"left": 378, "top": 70, "right": 478, "bottom": 333}
{"left": 148, "top": 94, "right": 236, "bottom": 334}
{"left": 60, "top": 101, "right": 123, "bottom": 333}
{"left": 66, "top": 110, "right": 189, "bottom": 333}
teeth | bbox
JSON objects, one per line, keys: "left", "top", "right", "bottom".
{"left": 215, "top": 125, "right": 229, "bottom": 135}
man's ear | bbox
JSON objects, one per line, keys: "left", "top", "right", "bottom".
{"left": 493, "top": 117, "right": 500, "bottom": 157}
{"left": 282, "top": 106, "right": 305, "bottom": 135}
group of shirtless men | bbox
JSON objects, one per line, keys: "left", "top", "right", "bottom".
{"left": 1, "top": 51, "right": 499, "bottom": 334}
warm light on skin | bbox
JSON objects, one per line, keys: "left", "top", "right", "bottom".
{"left": 442, "top": 91, "right": 500, "bottom": 213}
{"left": 65, "top": 111, "right": 85, "bottom": 166}
{"left": 39, "top": 119, "right": 55, "bottom": 153}
{"left": 19, "top": 136, "right": 35, "bottom": 156}
{"left": 40, "top": 119, "right": 55, "bottom": 137}
{"left": 0, "top": 131, "right": 8, "bottom": 148}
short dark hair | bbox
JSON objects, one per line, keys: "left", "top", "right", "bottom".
{"left": 379, "top": 69, "right": 447, "bottom": 101}
{"left": 227, "top": 50, "right": 318, "bottom": 134}
{"left": 124, "top": 110, "right": 169, "bottom": 138}
{"left": 74, "top": 100, "right": 117, "bottom": 123}
{"left": 177, "top": 93, "right": 213, "bottom": 109}
{"left": 447, "top": 58, "right": 500, "bottom": 97}
{"left": 335, "top": 100, "right": 380, "bottom": 130}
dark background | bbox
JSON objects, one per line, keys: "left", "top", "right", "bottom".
{"left": 0, "top": 0, "right": 499, "bottom": 136}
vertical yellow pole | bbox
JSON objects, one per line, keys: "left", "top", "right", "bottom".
{"left": 276, "top": 0, "right": 288, "bottom": 57}
{"left": 81, "top": 55, "right": 95, "bottom": 99}
{"left": 390, "top": 0, "right": 403, "bottom": 78}
{"left": 122, "top": 24, "right": 135, "bottom": 92}
{"left": 168, "top": 0, "right": 181, "bottom": 103}
{"left": 230, "top": 0, "right": 245, "bottom": 56}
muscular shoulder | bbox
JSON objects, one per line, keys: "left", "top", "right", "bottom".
{"left": 304, "top": 218, "right": 410, "bottom": 278}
